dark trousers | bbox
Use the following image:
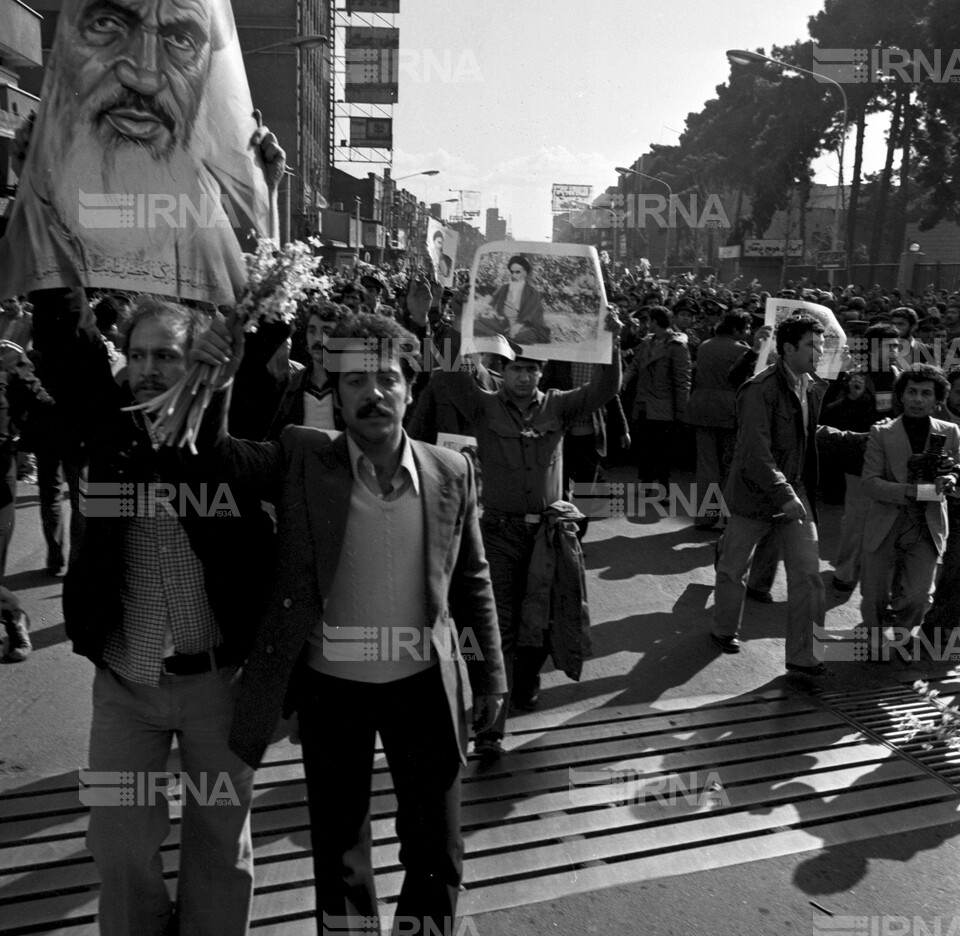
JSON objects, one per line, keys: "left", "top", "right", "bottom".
{"left": 634, "top": 417, "right": 675, "bottom": 492}
{"left": 693, "top": 427, "right": 736, "bottom": 527}
{"left": 564, "top": 432, "right": 601, "bottom": 541}
{"left": 297, "top": 666, "right": 464, "bottom": 936}
{"left": 0, "top": 453, "right": 17, "bottom": 578}
{"left": 479, "top": 514, "right": 552, "bottom": 741}
{"left": 36, "top": 442, "right": 85, "bottom": 570}
{"left": 922, "top": 499, "right": 960, "bottom": 640}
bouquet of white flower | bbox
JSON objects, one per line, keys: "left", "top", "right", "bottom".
{"left": 899, "top": 679, "right": 960, "bottom": 751}
{"left": 125, "top": 235, "right": 324, "bottom": 452}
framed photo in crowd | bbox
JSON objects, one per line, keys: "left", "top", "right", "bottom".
{"left": 462, "top": 241, "right": 612, "bottom": 364}
{"left": 425, "top": 219, "right": 459, "bottom": 288}
{"left": 755, "top": 296, "right": 848, "bottom": 379}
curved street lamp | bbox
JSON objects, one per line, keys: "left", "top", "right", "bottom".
{"left": 616, "top": 166, "right": 673, "bottom": 275}
{"left": 393, "top": 170, "right": 440, "bottom": 182}
{"left": 726, "top": 49, "right": 849, "bottom": 284}
{"left": 242, "top": 34, "right": 327, "bottom": 55}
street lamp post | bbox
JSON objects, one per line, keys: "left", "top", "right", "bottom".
{"left": 241, "top": 34, "right": 328, "bottom": 243}
{"left": 280, "top": 168, "right": 294, "bottom": 245}
{"left": 440, "top": 197, "right": 459, "bottom": 221}
{"left": 354, "top": 196, "right": 363, "bottom": 263}
{"left": 242, "top": 34, "right": 328, "bottom": 55}
{"left": 587, "top": 206, "right": 620, "bottom": 274}
{"left": 616, "top": 166, "right": 673, "bottom": 276}
{"left": 726, "top": 49, "right": 848, "bottom": 286}
{"left": 393, "top": 170, "right": 440, "bottom": 182}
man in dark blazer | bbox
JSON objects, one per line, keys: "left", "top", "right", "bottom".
{"left": 860, "top": 364, "right": 960, "bottom": 658}
{"left": 195, "top": 312, "right": 506, "bottom": 936}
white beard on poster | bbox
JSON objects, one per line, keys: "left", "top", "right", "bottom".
{"left": 0, "top": 0, "right": 273, "bottom": 305}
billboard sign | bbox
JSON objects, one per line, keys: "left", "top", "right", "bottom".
{"left": 344, "top": 27, "right": 399, "bottom": 104}
{"left": 742, "top": 239, "right": 804, "bottom": 258}
{"left": 349, "top": 117, "right": 393, "bottom": 148}
{"left": 346, "top": 0, "right": 400, "bottom": 11}
{"left": 461, "top": 191, "right": 481, "bottom": 217}
{"left": 552, "top": 183, "right": 593, "bottom": 213}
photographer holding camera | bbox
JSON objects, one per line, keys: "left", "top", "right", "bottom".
{"left": 860, "top": 364, "right": 960, "bottom": 660}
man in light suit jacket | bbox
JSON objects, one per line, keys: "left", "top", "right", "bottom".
{"left": 193, "top": 312, "right": 507, "bottom": 936}
{"left": 861, "top": 364, "right": 960, "bottom": 659}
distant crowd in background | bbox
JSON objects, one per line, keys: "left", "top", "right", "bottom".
{"left": 3, "top": 262, "right": 960, "bottom": 666}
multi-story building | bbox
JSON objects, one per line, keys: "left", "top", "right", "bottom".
{"left": 0, "top": 0, "right": 42, "bottom": 237}
{"left": 390, "top": 185, "right": 429, "bottom": 268}
{"left": 447, "top": 221, "right": 485, "bottom": 272}
{"left": 233, "top": 0, "right": 334, "bottom": 241}
{"left": 330, "top": 167, "right": 386, "bottom": 263}
{"left": 485, "top": 207, "right": 507, "bottom": 242}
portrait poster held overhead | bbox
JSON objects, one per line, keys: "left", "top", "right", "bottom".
{"left": 425, "top": 218, "right": 458, "bottom": 288}
{"left": 461, "top": 241, "right": 612, "bottom": 364}
{"left": 754, "top": 297, "right": 848, "bottom": 379}
{"left": 0, "top": 0, "right": 274, "bottom": 306}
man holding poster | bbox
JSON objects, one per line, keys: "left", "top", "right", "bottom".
{"left": 0, "top": 0, "right": 281, "bottom": 305}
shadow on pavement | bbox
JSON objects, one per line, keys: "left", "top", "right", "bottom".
{"left": 586, "top": 528, "right": 720, "bottom": 578}
{"left": 4, "top": 569, "right": 61, "bottom": 591}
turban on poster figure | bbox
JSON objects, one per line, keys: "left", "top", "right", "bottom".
{"left": 0, "top": 0, "right": 275, "bottom": 305}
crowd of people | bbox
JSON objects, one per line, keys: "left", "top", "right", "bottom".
{"left": 3, "top": 264, "right": 960, "bottom": 936}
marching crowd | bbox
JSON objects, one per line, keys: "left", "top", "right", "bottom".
{"left": 2, "top": 267, "right": 960, "bottom": 936}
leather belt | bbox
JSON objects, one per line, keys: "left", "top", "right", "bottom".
{"left": 162, "top": 646, "right": 231, "bottom": 676}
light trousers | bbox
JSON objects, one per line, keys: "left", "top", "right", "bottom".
{"left": 713, "top": 488, "right": 825, "bottom": 667}
{"left": 87, "top": 666, "right": 255, "bottom": 936}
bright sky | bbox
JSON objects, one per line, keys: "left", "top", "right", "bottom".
{"left": 338, "top": 0, "right": 887, "bottom": 241}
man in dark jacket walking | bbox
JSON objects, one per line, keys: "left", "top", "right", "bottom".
{"left": 683, "top": 311, "right": 751, "bottom": 528}
{"left": 711, "top": 316, "right": 831, "bottom": 674}
{"left": 622, "top": 306, "right": 691, "bottom": 496}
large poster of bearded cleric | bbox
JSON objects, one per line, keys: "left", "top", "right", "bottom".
{"left": 754, "top": 297, "right": 848, "bottom": 379}
{"left": 0, "top": 0, "right": 274, "bottom": 305}
{"left": 461, "top": 241, "right": 612, "bottom": 364}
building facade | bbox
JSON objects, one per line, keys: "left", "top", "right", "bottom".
{"left": 0, "top": 0, "right": 42, "bottom": 237}
{"left": 234, "top": 0, "right": 334, "bottom": 242}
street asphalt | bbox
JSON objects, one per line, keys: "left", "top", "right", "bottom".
{"left": 1, "top": 466, "right": 958, "bottom": 935}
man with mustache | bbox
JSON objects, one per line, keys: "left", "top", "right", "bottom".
{"left": 0, "top": 0, "right": 280, "bottom": 304}
{"left": 191, "top": 311, "right": 507, "bottom": 936}
{"left": 63, "top": 297, "right": 273, "bottom": 935}
{"left": 266, "top": 301, "right": 347, "bottom": 437}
